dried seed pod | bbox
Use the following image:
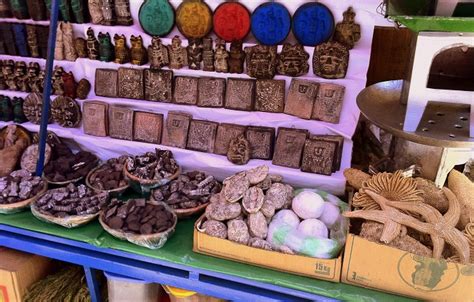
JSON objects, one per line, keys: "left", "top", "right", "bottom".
{"left": 203, "top": 219, "right": 227, "bottom": 239}
{"left": 248, "top": 211, "right": 268, "bottom": 239}
{"left": 248, "top": 237, "right": 273, "bottom": 250}
{"left": 223, "top": 173, "right": 250, "bottom": 203}
{"left": 245, "top": 165, "right": 269, "bottom": 185}
{"left": 260, "top": 200, "right": 275, "bottom": 219}
{"left": 266, "top": 183, "right": 293, "bottom": 210}
{"left": 242, "top": 187, "right": 264, "bottom": 214}
{"left": 205, "top": 201, "right": 242, "bottom": 221}
{"left": 227, "top": 219, "right": 249, "bottom": 245}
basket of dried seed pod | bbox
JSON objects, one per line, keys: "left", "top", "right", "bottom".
{"left": 151, "top": 171, "right": 222, "bottom": 219}
{"left": 0, "top": 170, "right": 48, "bottom": 214}
{"left": 99, "top": 198, "right": 178, "bottom": 249}
{"left": 123, "top": 149, "right": 181, "bottom": 195}
{"left": 30, "top": 183, "right": 109, "bottom": 228}
{"left": 86, "top": 156, "right": 130, "bottom": 197}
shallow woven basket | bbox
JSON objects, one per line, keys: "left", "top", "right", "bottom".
{"left": 99, "top": 201, "right": 178, "bottom": 249}
{"left": 0, "top": 182, "right": 48, "bottom": 214}
{"left": 43, "top": 160, "right": 99, "bottom": 185}
{"left": 123, "top": 165, "right": 181, "bottom": 194}
{"left": 86, "top": 165, "right": 129, "bottom": 197}
{"left": 150, "top": 194, "right": 210, "bottom": 219}
{"left": 30, "top": 204, "right": 100, "bottom": 228}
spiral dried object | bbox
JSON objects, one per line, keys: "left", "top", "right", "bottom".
{"left": 352, "top": 170, "right": 423, "bottom": 210}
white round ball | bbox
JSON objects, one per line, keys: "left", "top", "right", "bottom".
{"left": 319, "top": 202, "right": 341, "bottom": 228}
{"left": 297, "top": 219, "right": 328, "bottom": 238}
{"left": 272, "top": 209, "right": 300, "bottom": 229}
{"left": 291, "top": 191, "right": 325, "bottom": 219}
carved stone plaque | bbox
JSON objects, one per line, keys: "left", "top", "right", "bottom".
{"left": 23, "top": 93, "right": 51, "bottom": 125}
{"left": 272, "top": 127, "right": 308, "bottom": 168}
{"left": 173, "top": 76, "right": 199, "bottom": 105}
{"left": 95, "top": 69, "right": 118, "bottom": 97}
{"left": 311, "top": 83, "right": 345, "bottom": 124}
{"left": 284, "top": 79, "right": 319, "bottom": 120}
{"left": 83, "top": 101, "right": 108, "bottom": 137}
{"left": 245, "top": 126, "right": 275, "bottom": 160}
{"left": 186, "top": 120, "right": 218, "bottom": 153}
{"left": 310, "top": 135, "right": 344, "bottom": 172}
{"left": 162, "top": 111, "right": 192, "bottom": 149}
{"left": 244, "top": 45, "right": 277, "bottom": 79}
{"left": 214, "top": 123, "right": 247, "bottom": 155}
{"left": 144, "top": 69, "right": 173, "bottom": 102}
{"left": 255, "top": 79, "right": 286, "bottom": 113}
{"left": 301, "top": 139, "right": 337, "bottom": 175}
{"left": 198, "top": 77, "right": 226, "bottom": 108}
{"left": 313, "top": 41, "right": 349, "bottom": 79}
{"left": 225, "top": 78, "right": 255, "bottom": 111}
{"left": 108, "top": 106, "right": 134, "bottom": 141}
{"left": 133, "top": 111, "right": 164, "bottom": 144}
{"left": 51, "top": 96, "right": 82, "bottom": 128}
{"left": 118, "top": 67, "right": 144, "bottom": 100}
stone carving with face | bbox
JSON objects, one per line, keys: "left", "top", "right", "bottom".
{"left": 313, "top": 41, "right": 349, "bottom": 79}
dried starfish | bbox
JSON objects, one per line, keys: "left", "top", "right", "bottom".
{"left": 344, "top": 190, "right": 470, "bottom": 264}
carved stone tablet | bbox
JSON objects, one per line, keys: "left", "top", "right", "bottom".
{"left": 310, "top": 135, "right": 344, "bottom": 172}
{"left": 245, "top": 126, "right": 275, "bottom": 160}
{"left": 301, "top": 138, "right": 337, "bottom": 175}
{"left": 83, "top": 101, "right": 108, "bottom": 137}
{"left": 244, "top": 45, "right": 277, "bottom": 79}
{"left": 95, "top": 69, "right": 117, "bottom": 97}
{"left": 173, "top": 76, "right": 199, "bottom": 105}
{"left": 311, "top": 83, "right": 345, "bottom": 124}
{"left": 118, "top": 67, "right": 144, "bottom": 100}
{"left": 144, "top": 69, "right": 173, "bottom": 102}
{"left": 225, "top": 78, "right": 255, "bottom": 111}
{"left": 162, "top": 111, "right": 192, "bottom": 149}
{"left": 272, "top": 127, "right": 308, "bottom": 168}
{"left": 198, "top": 77, "right": 226, "bottom": 108}
{"left": 284, "top": 79, "right": 319, "bottom": 120}
{"left": 214, "top": 123, "right": 247, "bottom": 155}
{"left": 313, "top": 41, "right": 349, "bottom": 79}
{"left": 133, "top": 111, "right": 164, "bottom": 144}
{"left": 108, "top": 106, "right": 134, "bottom": 140}
{"left": 255, "top": 80, "right": 285, "bottom": 113}
{"left": 51, "top": 96, "right": 82, "bottom": 128}
{"left": 186, "top": 120, "right": 218, "bottom": 153}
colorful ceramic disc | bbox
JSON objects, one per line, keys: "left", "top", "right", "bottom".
{"left": 251, "top": 2, "right": 291, "bottom": 46}
{"left": 139, "top": 0, "right": 175, "bottom": 37}
{"left": 213, "top": 2, "right": 251, "bottom": 42}
{"left": 293, "top": 3, "right": 335, "bottom": 46}
{"left": 176, "top": 0, "right": 213, "bottom": 39}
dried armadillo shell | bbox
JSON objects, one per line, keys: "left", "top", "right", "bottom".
{"left": 248, "top": 237, "right": 273, "bottom": 250}
{"left": 223, "top": 173, "right": 250, "bottom": 203}
{"left": 248, "top": 211, "right": 268, "bottom": 239}
{"left": 242, "top": 187, "right": 264, "bottom": 214}
{"left": 265, "top": 183, "right": 293, "bottom": 210}
{"left": 260, "top": 200, "right": 275, "bottom": 219}
{"left": 245, "top": 165, "right": 269, "bottom": 185}
{"left": 203, "top": 220, "right": 227, "bottom": 239}
{"left": 205, "top": 201, "right": 242, "bottom": 221}
{"left": 227, "top": 219, "right": 250, "bottom": 245}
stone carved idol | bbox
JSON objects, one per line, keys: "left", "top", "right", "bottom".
{"left": 245, "top": 45, "right": 277, "bottom": 79}
{"left": 26, "top": 25, "right": 40, "bottom": 58}
{"left": 228, "top": 40, "right": 245, "bottom": 74}
{"left": 86, "top": 27, "right": 99, "bottom": 60}
{"left": 75, "top": 38, "right": 87, "bottom": 58}
{"left": 115, "top": 0, "right": 132, "bottom": 25}
{"left": 334, "top": 7, "right": 360, "bottom": 49}
{"left": 130, "top": 35, "right": 147, "bottom": 65}
{"left": 14, "top": 62, "right": 28, "bottom": 92}
{"left": 214, "top": 39, "right": 228, "bottom": 73}
{"left": 114, "top": 34, "right": 130, "bottom": 64}
{"left": 26, "top": 62, "right": 40, "bottom": 92}
{"left": 148, "top": 36, "right": 169, "bottom": 70}
{"left": 276, "top": 43, "right": 309, "bottom": 77}
{"left": 98, "top": 32, "right": 114, "bottom": 62}
{"left": 167, "top": 35, "right": 187, "bottom": 69}
{"left": 101, "top": 0, "right": 116, "bottom": 25}
{"left": 202, "top": 37, "right": 214, "bottom": 71}
{"left": 187, "top": 38, "right": 202, "bottom": 70}
{"left": 52, "top": 66, "right": 65, "bottom": 96}
{"left": 63, "top": 22, "right": 77, "bottom": 61}
{"left": 313, "top": 41, "right": 349, "bottom": 79}
{"left": 88, "top": 0, "right": 104, "bottom": 24}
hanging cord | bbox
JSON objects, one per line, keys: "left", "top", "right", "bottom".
{"left": 377, "top": 1, "right": 402, "bottom": 29}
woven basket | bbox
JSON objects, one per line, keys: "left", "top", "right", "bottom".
{"left": 0, "top": 182, "right": 48, "bottom": 214}
{"left": 30, "top": 204, "right": 100, "bottom": 228}
{"left": 123, "top": 165, "right": 180, "bottom": 195}
{"left": 86, "top": 165, "right": 129, "bottom": 197}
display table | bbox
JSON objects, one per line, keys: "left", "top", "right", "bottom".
{"left": 0, "top": 212, "right": 413, "bottom": 302}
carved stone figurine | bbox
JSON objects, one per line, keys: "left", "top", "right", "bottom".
{"left": 334, "top": 7, "right": 361, "bottom": 49}
{"left": 227, "top": 134, "right": 250, "bottom": 165}
{"left": 245, "top": 45, "right": 277, "bottom": 79}
{"left": 88, "top": 0, "right": 104, "bottom": 24}
{"left": 86, "top": 27, "right": 100, "bottom": 60}
{"left": 0, "top": 96, "right": 12, "bottom": 122}
{"left": 313, "top": 41, "right": 349, "bottom": 79}
{"left": 130, "top": 35, "right": 147, "bottom": 65}
{"left": 52, "top": 66, "right": 65, "bottom": 96}
{"left": 14, "top": 62, "right": 28, "bottom": 92}
{"left": 202, "top": 37, "right": 214, "bottom": 72}
{"left": 114, "top": 34, "right": 130, "bottom": 64}
{"left": 12, "top": 97, "right": 27, "bottom": 123}
{"left": 214, "top": 39, "right": 228, "bottom": 73}
{"left": 26, "top": 25, "right": 40, "bottom": 58}
{"left": 148, "top": 36, "right": 169, "bottom": 70}
{"left": 63, "top": 22, "right": 77, "bottom": 61}
{"left": 98, "top": 32, "right": 114, "bottom": 62}
{"left": 71, "top": 0, "right": 85, "bottom": 23}
{"left": 187, "top": 38, "right": 202, "bottom": 70}
{"left": 167, "top": 35, "right": 187, "bottom": 69}
{"left": 3, "top": 60, "right": 16, "bottom": 90}
{"left": 26, "top": 62, "right": 40, "bottom": 92}
{"left": 76, "top": 79, "right": 91, "bottom": 99}
{"left": 228, "top": 40, "right": 245, "bottom": 74}
{"left": 75, "top": 38, "right": 87, "bottom": 58}
{"left": 276, "top": 43, "right": 309, "bottom": 77}
{"left": 101, "top": 0, "right": 116, "bottom": 25}
{"left": 115, "top": 0, "right": 132, "bottom": 26}
{"left": 62, "top": 72, "right": 77, "bottom": 99}
{"left": 54, "top": 22, "right": 64, "bottom": 61}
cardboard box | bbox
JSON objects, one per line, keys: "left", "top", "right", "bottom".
{"left": 193, "top": 215, "right": 342, "bottom": 282}
{"left": 0, "top": 248, "right": 52, "bottom": 302}
{"left": 341, "top": 234, "right": 474, "bottom": 301}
